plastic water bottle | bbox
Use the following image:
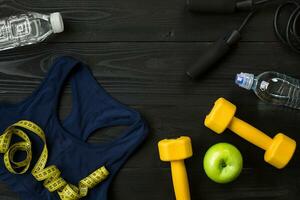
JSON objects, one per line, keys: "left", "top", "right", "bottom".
{"left": 0, "top": 12, "right": 64, "bottom": 51}
{"left": 235, "top": 71, "right": 300, "bottom": 109}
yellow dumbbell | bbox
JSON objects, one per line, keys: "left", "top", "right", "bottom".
{"left": 204, "top": 97, "right": 296, "bottom": 169}
{"left": 158, "top": 136, "right": 192, "bottom": 200}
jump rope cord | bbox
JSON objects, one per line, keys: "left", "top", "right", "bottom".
{"left": 237, "top": 0, "right": 300, "bottom": 53}
{"left": 238, "top": 10, "right": 256, "bottom": 32}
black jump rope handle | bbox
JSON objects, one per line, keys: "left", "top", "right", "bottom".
{"left": 185, "top": 0, "right": 255, "bottom": 78}
{"left": 187, "top": 0, "right": 253, "bottom": 13}
{"left": 186, "top": 30, "right": 241, "bottom": 79}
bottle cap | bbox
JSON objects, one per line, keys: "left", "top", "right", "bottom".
{"left": 50, "top": 12, "right": 64, "bottom": 33}
{"left": 235, "top": 72, "right": 254, "bottom": 90}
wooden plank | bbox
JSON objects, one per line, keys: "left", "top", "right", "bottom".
{"left": 0, "top": 168, "right": 299, "bottom": 200}
{"left": 0, "top": 0, "right": 280, "bottom": 42}
{"left": 0, "top": 42, "right": 299, "bottom": 106}
{"left": 110, "top": 168, "right": 300, "bottom": 200}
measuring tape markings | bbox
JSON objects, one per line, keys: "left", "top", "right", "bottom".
{"left": 0, "top": 120, "right": 109, "bottom": 200}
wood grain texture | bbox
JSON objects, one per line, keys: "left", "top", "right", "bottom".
{"left": 0, "top": 0, "right": 279, "bottom": 42}
{"left": 0, "top": 0, "right": 299, "bottom": 199}
{"left": 0, "top": 42, "right": 300, "bottom": 200}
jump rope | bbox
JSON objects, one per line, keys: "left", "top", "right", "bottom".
{"left": 186, "top": 0, "right": 300, "bottom": 78}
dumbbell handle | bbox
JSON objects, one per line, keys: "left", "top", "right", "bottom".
{"left": 228, "top": 117, "right": 273, "bottom": 150}
{"left": 171, "top": 161, "right": 191, "bottom": 200}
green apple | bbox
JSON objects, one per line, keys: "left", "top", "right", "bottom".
{"left": 203, "top": 143, "right": 243, "bottom": 184}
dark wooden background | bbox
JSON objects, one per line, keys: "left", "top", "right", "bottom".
{"left": 0, "top": 0, "right": 300, "bottom": 199}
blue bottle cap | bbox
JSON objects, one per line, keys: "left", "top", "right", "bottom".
{"left": 235, "top": 72, "right": 254, "bottom": 90}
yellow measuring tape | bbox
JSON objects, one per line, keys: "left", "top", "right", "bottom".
{"left": 0, "top": 120, "right": 109, "bottom": 200}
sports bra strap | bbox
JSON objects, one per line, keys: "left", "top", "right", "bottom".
{"left": 44, "top": 56, "right": 140, "bottom": 141}
{"left": 46, "top": 56, "right": 80, "bottom": 99}
{"left": 21, "top": 56, "right": 80, "bottom": 124}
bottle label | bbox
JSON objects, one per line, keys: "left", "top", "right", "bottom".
{"left": 260, "top": 81, "right": 269, "bottom": 91}
{"left": 0, "top": 20, "right": 8, "bottom": 42}
{"left": 9, "top": 15, "right": 31, "bottom": 38}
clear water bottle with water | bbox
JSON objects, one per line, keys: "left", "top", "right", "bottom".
{"left": 0, "top": 12, "right": 64, "bottom": 51}
{"left": 235, "top": 71, "right": 300, "bottom": 109}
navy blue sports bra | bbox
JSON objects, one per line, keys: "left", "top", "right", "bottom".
{"left": 0, "top": 56, "right": 148, "bottom": 199}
